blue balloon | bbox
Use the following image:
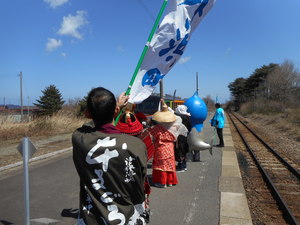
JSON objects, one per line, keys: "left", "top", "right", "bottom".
{"left": 184, "top": 92, "right": 208, "bottom": 132}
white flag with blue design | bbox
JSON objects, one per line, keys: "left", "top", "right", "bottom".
{"left": 128, "top": 0, "right": 216, "bottom": 104}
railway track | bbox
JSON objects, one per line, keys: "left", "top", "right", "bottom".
{"left": 228, "top": 112, "right": 300, "bottom": 225}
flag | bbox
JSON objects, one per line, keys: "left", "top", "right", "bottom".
{"left": 128, "top": 0, "right": 216, "bottom": 104}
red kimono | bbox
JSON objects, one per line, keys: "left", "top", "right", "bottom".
{"left": 150, "top": 124, "right": 178, "bottom": 186}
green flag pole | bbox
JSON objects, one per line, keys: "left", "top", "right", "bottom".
{"left": 115, "top": 0, "right": 168, "bottom": 125}
{"left": 125, "top": 0, "right": 168, "bottom": 96}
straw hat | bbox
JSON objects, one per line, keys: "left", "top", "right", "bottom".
{"left": 116, "top": 110, "right": 143, "bottom": 136}
{"left": 152, "top": 99, "right": 177, "bottom": 123}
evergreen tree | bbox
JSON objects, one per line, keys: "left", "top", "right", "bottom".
{"left": 245, "top": 63, "right": 278, "bottom": 98}
{"left": 34, "top": 85, "right": 65, "bottom": 115}
{"left": 77, "top": 95, "right": 88, "bottom": 117}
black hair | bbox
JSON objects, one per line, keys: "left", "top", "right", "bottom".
{"left": 215, "top": 103, "right": 221, "bottom": 108}
{"left": 87, "top": 87, "right": 116, "bottom": 126}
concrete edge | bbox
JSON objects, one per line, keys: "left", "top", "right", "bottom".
{"left": 0, "top": 147, "right": 72, "bottom": 172}
{"left": 219, "top": 121, "right": 253, "bottom": 225}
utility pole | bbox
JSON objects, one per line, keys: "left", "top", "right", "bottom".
{"left": 159, "top": 80, "right": 164, "bottom": 99}
{"left": 20, "top": 72, "right": 23, "bottom": 120}
{"left": 3, "top": 96, "right": 5, "bottom": 114}
{"left": 196, "top": 72, "right": 199, "bottom": 94}
{"left": 27, "top": 96, "right": 30, "bottom": 122}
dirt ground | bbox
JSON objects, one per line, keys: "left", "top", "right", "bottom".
{"left": 241, "top": 114, "right": 300, "bottom": 165}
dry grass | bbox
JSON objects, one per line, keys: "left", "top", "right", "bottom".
{"left": 286, "top": 108, "right": 300, "bottom": 125}
{"left": 246, "top": 112, "right": 300, "bottom": 143}
{"left": 0, "top": 109, "right": 87, "bottom": 144}
{"left": 238, "top": 99, "right": 300, "bottom": 143}
{"left": 239, "top": 99, "right": 286, "bottom": 115}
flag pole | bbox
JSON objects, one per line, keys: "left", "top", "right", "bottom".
{"left": 115, "top": 0, "right": 168, "bottom": 125}
{"left": 125, "top": 0, "right": 168, "bottom": 96}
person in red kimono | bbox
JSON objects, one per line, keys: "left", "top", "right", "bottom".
{"left": 149, "top": 100, "right": 187, "bottom": 188}
{"left": 115, "top": 109, "right": 144, "bottom": 137}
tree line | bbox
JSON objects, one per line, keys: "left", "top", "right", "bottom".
{"left": 34, "top": 60, "right": 300, "bottom": 116}
{"left": 228, "top": 60, "right": 300, "bottom": 112}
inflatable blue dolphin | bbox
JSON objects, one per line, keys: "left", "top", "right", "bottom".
{"left": 184, "top": 91, "right": 208, "bottom": 132}
{"left": 184, "top": 92, "right": 211, "bottom": 153}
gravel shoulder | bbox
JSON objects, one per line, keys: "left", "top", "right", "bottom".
{"left": 0, "top": 133, "right": 72, "bottom": 168}
{"left": 241, "top": 114, "right": 300, "bottom": 165}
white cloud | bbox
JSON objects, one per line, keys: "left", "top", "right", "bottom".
{"left": 44, "top": 0, "right": 69, "bottom": 8}
{"left": 46, "top": 38, "right": 62, "bottom": 51}
{"left": 61, "top": 52, "right": 67, "bottom": 57}
{"left": 57, "top": 10, "right": 88, "bottom": 39}
{"left": 179, "top": 56, "right": 191, "bottom": 64}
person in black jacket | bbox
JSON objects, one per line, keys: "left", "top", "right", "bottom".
{"left": 174, "top": 105, "right": 191, "bottom": 172}
{"left": 72, "top": 87, "right": 148, "bottom": 225}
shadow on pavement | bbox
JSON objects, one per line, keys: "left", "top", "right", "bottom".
{"left": 61, "top": 208, "right": 79, "bottom": 219}
{"left": 0, "top": 220, "right": 13, "bottom": 225}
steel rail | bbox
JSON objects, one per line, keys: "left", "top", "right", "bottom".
{"left": 231, "top": 112, "right": 300, "bottom": 180}
{"left": 228, "top": 112, "right": 300, "bottom": 225}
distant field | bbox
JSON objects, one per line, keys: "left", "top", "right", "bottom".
{"left": 0, "top": 109, "right": 87, "bottom": 145}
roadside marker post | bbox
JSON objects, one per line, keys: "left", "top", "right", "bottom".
{"left": 17, "top": 137, "right": 37, "bottom": 225}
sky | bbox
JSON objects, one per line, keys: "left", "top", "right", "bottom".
{"left": 1, "top": 0, "right": 300, "bottom": 106}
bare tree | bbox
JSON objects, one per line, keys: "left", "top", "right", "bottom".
{"left": 266, "top": 60, "right": 300, "bottom": 106}
{"left": 202, "top": 95, "right": 215, "bottom": 110}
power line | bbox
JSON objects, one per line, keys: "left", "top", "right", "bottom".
{"left": 19, "top": 72, "right": 23, "bottom": 118}
{"left": 136, "top": 0, "right": 156, "bottom": 21}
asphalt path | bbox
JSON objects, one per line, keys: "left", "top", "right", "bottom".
{"left": 0, "top": 152, "right": 79, "bottom": 225}
{"left": 147, "top": 140, "right": 222, "bottom": 225}
{"left": 0, "top": 120, "right": 221, "bottom": 225}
